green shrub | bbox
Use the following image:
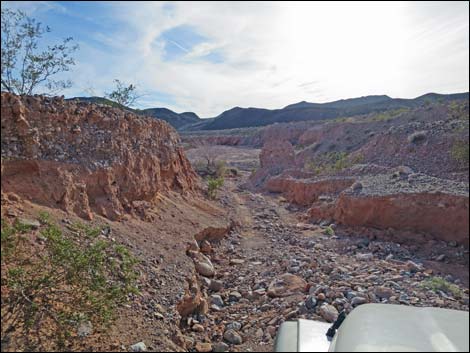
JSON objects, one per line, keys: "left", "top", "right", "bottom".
{"left": 38, "top": 211, "right": 52, "bottom": 225}
{"left": 1, "top": 217, "right": 139, "bottom": 350}
{"left": 207, "top": 177, "right": 224, "bottom": 199}
{"left": 306, "top": 152, "right": 364, "bottom": 175}
{"left": 451, "top": 140, "right": 469, "bottom": 169}
{"left": 448, "top": 101, "right": 469, "bottom": 121}
{"left": 366, "top": 108, "right": 409, "bottom": 122}
{"left": 1, "top": 219, "right": 16, "bottom": 260}
{"left": 420, "top": 277, "right": 463, "bottom": 298}
{"left": 324, "top": 226, "right": 335, "bottom": 236}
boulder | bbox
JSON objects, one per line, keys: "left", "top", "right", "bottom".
{"left": 194, "top": 254, "right": 215, "bottom": 277}
{"left": 209, "top": 279, "right": 224, "bottom": 292}
{"left": 130, "top": 342, "right": 147, "bottom": 352}
{"left": 195, "top": 343, "right": 212, "bottom": 353}
{"left": 212, "top": 342, "right": 229, "bottom": 352}
{"left": 223, "top": 329, "right": 243, "bottom": 345}
{"left": 375, "top": 286, "right": 394, "bottom": 300}
{"left": 210, "top": 294, "right": 224, "bottom": 307}
{"left": 267, "top": 274, "right": 307, "bottom": 297}
{"left": 318, "top": 304, "right": 339, "bottom": 323}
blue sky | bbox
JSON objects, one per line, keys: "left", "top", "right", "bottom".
{"left": 2, "top": 1, "right": 469, "bottom": 117}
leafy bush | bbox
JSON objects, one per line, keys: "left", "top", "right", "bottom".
{"left": 1, "top": 215, "right": 139, "bottom": 350}
{"left": 451, "top": 140, "right": 469, "bottom": 169}
{"left": 207, "top": 177, "right": 224, "bottom": 199}
{"left": 324, "top": 226, "right": 335, "bottom": 236}
{"left": 365, "top": 108, "right": 409, "bottom": 123}
{"left": 105, "top": 79, "right": 140, "bottom": 107}
{"left": 306, "top": 152, "right": 364, "bottom": 175}
{"left": 448, "top": 101, "right": 469, "bottom": 121}
{"left": 38, "top": 211, "right": 52, "bottom": 225}
{"left": 420, "top": 277, "right": 463, "bottom": 298}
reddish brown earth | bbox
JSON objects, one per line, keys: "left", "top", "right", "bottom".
{"left": 1, "top": 94, "right": 469, "bottom": 352}
{"left": 0, "top": 94, "right": 230, "bottom": 352}
{"left": 248, "top": 140, "right": 297, "bottom": 189}
{"left": 265, "top": 176, "right": 355, "bottom": 206}
{"left": 1, "top": 190, "right": 230, "bottom": 352}
{"left": 263, "top": 173, "right": 469, "bottom": 247}
{"left": 1, "top": 93, "right": 197, "bottom": 221}
{"left": 243, "top": 99, "right": 469, "bottom": 248}
{"left": 173, "top": 167, "right": 469, "bottom": 352}
{"left": 334, "top": 190, "right": 469, "bottom": 247}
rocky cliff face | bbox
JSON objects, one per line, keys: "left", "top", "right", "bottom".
{"left": 333, "top": 190, "right": 469, "bottom": 246}
{"left": 266, "top": 176, "right": 355, "bottom": 206}
{"left": 265, "top": 171, "right": 469, "bottom": 247}
{"left": 1, "top": 93, "right": 198, "bottom": 220}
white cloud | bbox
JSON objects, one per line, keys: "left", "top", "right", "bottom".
{"left": 5, "top": 1, "right": 469, "bottom": 117}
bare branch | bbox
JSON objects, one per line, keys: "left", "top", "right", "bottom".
{"left": 105, "top": 79, "right": 141, "bottom": 107}
{"left": 1, "top": 8, "right": 78, "bottom": 95}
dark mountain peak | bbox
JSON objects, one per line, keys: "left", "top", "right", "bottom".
{"left": 139, "top": 107, "right": 200, "bottom": 129}
{"left": 67, "top": 96, "right": 200, "bottom": 129}
{"left": 284, "top": 101, "right": 316, "bottom": 109}
{"left": 322, "top": 95, "right": 392, "bottom": 109}
{"left": 215, "top": 106, "right": 246, "bottom": 118}
{"left": 226, "top": 106, "right": 244, "bottom": 112}
{"left": 284, "top": 95, "right": 393, "bottom": 110}
{"left": 187, "top": 91, "right": 468, "bottom": 131}
{"left": 181, "top": 112, "right": 200, "bottom": 119}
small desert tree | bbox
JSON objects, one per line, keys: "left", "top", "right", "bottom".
{"left": 1, "top": 8, "right": 79, "bottom": 95}
{"left": 199, "top": 141, "right": 219, "bottom": 172}
{"left": 105, "top": 79, "right": 140, "bottom": 107}
{"left": 193, "top": 140, "right": 227, "bottom": 177}
{"left": 207, "top": 176, "right": 224, "bottom": 199}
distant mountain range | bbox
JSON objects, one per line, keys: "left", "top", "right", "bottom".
{"left": 187, "top": 92, "right": 469, "bottom": 131}
{"left": 69, "top": 92, "right": 469, "bottom": 131}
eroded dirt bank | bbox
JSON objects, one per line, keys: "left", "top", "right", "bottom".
{"left": 1, "top": 93, "right": 196, "bottom": 221}
{"left": 265, "top": 173, "right": 469, "bottom": 247}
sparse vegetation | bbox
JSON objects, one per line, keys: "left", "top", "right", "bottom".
{"left": 422, "top": 98, "right": 432, "bottom": 107}
{"left": 448, "top": 101, "right": 469, "bottom": 121}
{"left": 105, "top": 79, "right": 140, "bottom": 107}
{"left": 38, "top": 211, "right": 51, "bottom": 225}
{"left": 1, "top": 215, "right": 139, "bottom": 350}
{"left": 367, "top": 108, "right": 410, "bottom": 121}
{"left": 324, "top": 226, "right": 335, "bottom": 236}
{"left": 207, "top": 177, "right": 224, "bottom": 199}
{"left": 305, "top": 152, "right": 364, "bottom": 175}
{"left": 215, "top": 160, "right": 227, "bottom": 178}
{"left": 451, "top": 140, "right": 469, "bottom": 169}
{"left": 420, "top": 277, "right": 463, "bottom": 298}
{"left": 192, "top": 141, "right": 229, "bottom": 178}
{"left": 449, "top": 101, "right": 469, "bottom": 169}
{"left": 195, "top": 158, "right": 228, "bottom": 178}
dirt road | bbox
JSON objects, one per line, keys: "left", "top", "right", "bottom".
{"left": 181, "top": 167, "right": 469, "bottom": 352}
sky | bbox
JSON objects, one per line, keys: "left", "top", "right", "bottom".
{"left": 2, "top": 1, "right": 469, "bottom": 117}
